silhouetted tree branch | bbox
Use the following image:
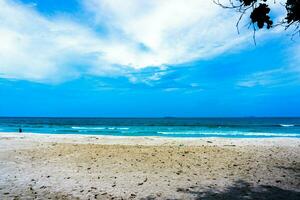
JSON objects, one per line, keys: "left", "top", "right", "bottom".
{"left": 215, "top": 0, "right": 300, "bottom": 43}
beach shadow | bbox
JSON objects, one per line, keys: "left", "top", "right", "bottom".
{"left": 176, "top": 180, "right": 300, "bottom": 200}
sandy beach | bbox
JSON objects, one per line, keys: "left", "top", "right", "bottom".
{"left": 0, "top": 132, "right": 299, "bottom": 200}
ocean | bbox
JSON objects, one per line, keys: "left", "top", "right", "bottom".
{"left": 0, "top": 117, "right": 299, "bottom": 138}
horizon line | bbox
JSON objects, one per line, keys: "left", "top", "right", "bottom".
{"left": 0, "top": 116, "right": 300, "bottom": 119}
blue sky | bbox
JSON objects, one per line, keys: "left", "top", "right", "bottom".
{"left": 0, "top": 0, "right": 299, "bottom": 117}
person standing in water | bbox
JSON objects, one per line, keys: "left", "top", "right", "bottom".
{"left": 19, "top": 128, "right": 22, "bottom": 133}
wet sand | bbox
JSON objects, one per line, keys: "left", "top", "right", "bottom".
{"left": 0, "top": 132, "right": 299, "bottom": 199}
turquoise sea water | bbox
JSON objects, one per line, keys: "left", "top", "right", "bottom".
{"left": 0, "top": 117, "right": 299, "bottom": 138}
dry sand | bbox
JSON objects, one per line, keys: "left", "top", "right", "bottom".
{"left": 0, "top": 132, "right": 299, "bottom": 200}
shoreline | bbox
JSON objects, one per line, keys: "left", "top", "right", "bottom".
{"left": 1, "top": 131, "right": 300, "bottom": 147}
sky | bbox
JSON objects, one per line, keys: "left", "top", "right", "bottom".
{"left": 0, "top": 0, "right": 299, "bottom": 117}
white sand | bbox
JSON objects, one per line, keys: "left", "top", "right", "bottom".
{"left": 0, "top": 132, "right": 299, "bottom": 200}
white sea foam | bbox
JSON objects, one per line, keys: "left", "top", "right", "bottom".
{"left": 108, "top": 127, "right": 129, "bottom": 130}
{"left": 71, "top": 127, "right": 105, "bottom": 130}
{"left": 242, "top": 133, "right": 299, "bottom": 137}
{"left": 158, "top": 131, "right": 299, "bottom": 137}
{"left": 72, "top": 126, "right": 129, "bottom": 130}
{"left": 158, "top": 131, "right": 238, "bottom": 135}
{"left": 279, "top": 124, "right": 295, "bottom": 127}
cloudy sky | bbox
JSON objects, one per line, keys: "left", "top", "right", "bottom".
{"left": 0, "top": 0, "right": 299, "bottom": 117}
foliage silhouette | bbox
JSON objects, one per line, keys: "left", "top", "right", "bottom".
{"left": 215, "top": 0, "right": 300, "bottom": 42}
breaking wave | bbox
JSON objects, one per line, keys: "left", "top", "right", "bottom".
{"left": 71, "top": 126, "right": 129, "bottom": 130}
{"left": 279, "top": 124, "right": 295, "bottom": 127}
{"left": 158, "top": 131, "right": 299, "bottom": 137}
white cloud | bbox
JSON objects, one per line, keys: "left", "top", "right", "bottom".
{"left": 0, "top": 0, "right": 111, "bottom": 82}
{"left": 84, "top": 0, "right": 250, "bottom": 65}
{"left": 289, "top": 43, "right": 300, "bottom": 72}
{"left": 237, "top": 37, "right": 300, "bottom": 88}
{"left": 0, "top": 0, "right": 271, "bottom": 83}
{"left": 237, "top": 67, "right": 300, "bottom": 88}
{"left": 163, "top": 87, "right": 180, "bottom": 92}
{"left": 237, "top": 69, "right": 281, "bottom": 88}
